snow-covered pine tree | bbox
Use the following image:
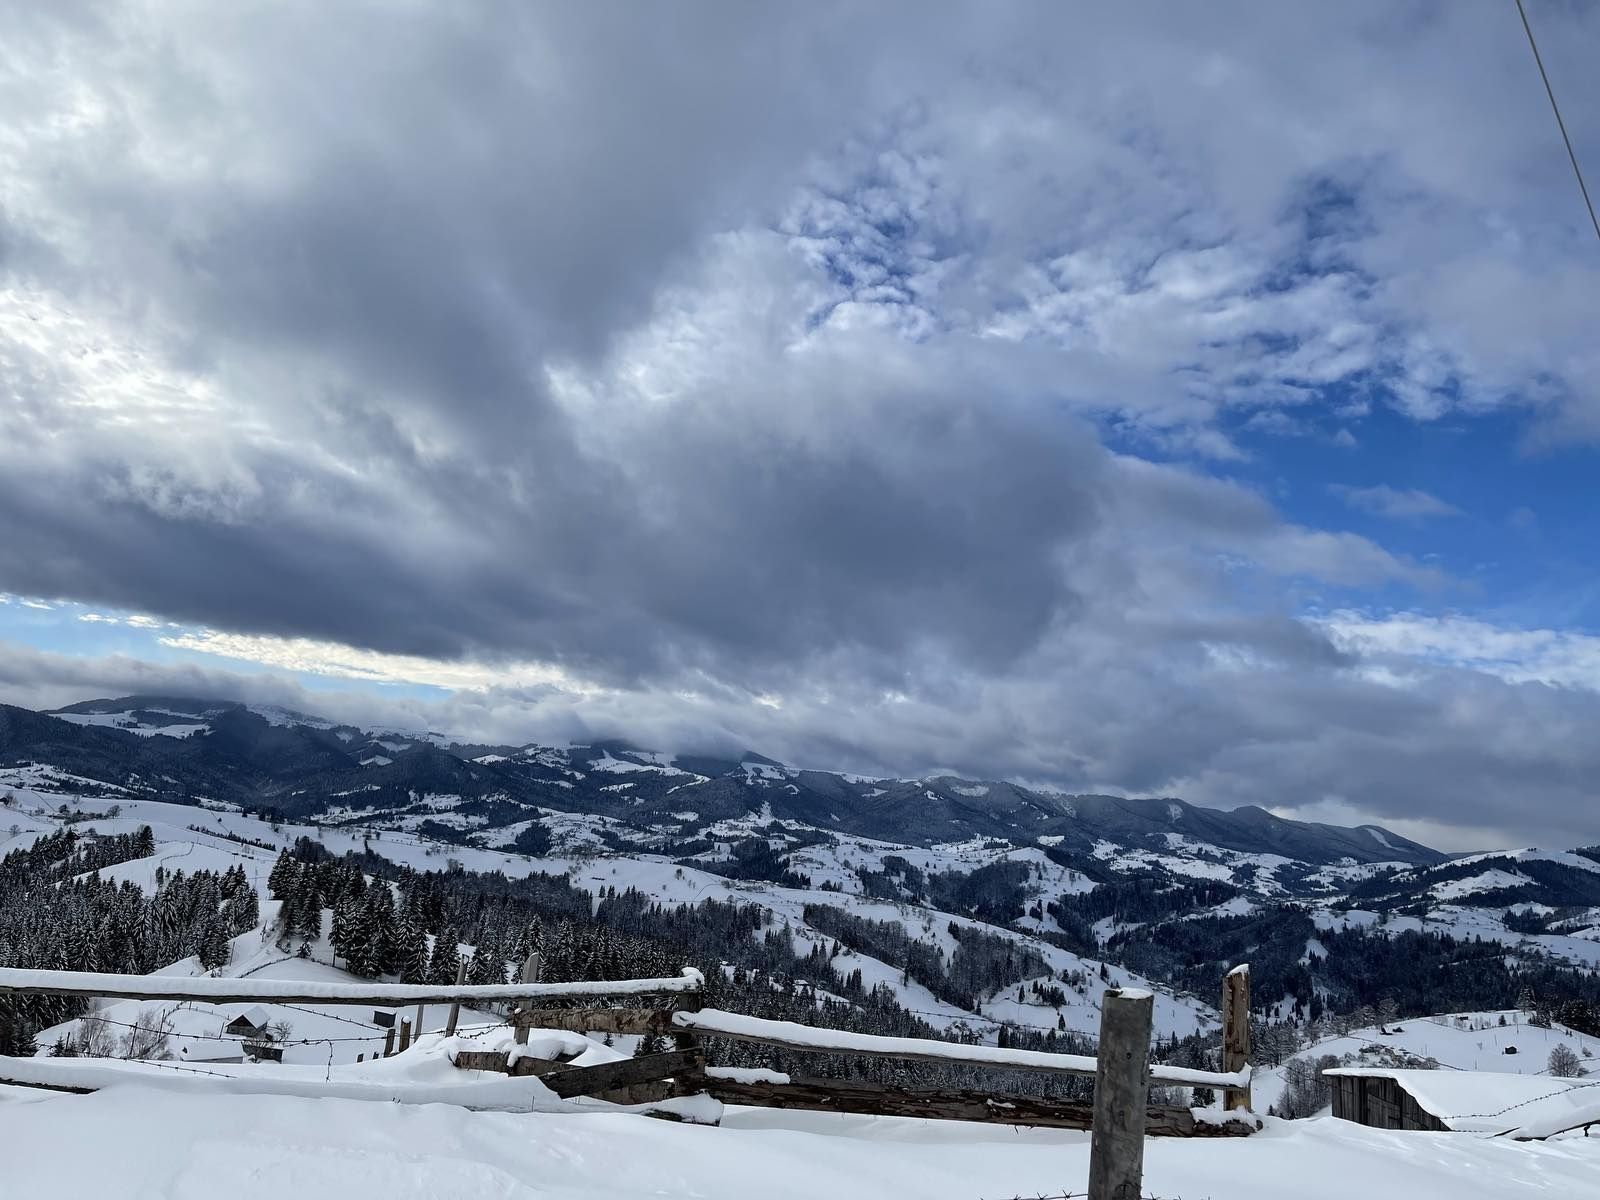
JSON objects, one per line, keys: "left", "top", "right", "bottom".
{"left": 466, "top": 939, "right": 503, "bottom": 987}
{"left": 427, "top": 930, "right": 463, "bottom": 986}
{"left": 398, "top": 913, "right": 430, "bottom": 984}
{"left": 267, "top": 852, "right": 298, "bottom": 900}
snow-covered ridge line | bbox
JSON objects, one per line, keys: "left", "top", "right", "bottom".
{"left": 0, "top": 966, "right": 704, "bottom": 1005}
{"left": 672, "top": 1009, "right": 1249, "bottom": 1090}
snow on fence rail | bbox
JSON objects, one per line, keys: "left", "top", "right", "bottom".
{"left": 0, "top": 961, "right": 1256, "bottom": 1199}
{"left": 670, "top": 1008, "right": 1251, "bottom": 1091}
{"left": 0, "top": 966, "right": 705, "bottom": 1007}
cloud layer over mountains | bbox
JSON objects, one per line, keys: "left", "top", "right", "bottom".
{"left": 2, "top": 3, "right": 1598, "bottom": 848}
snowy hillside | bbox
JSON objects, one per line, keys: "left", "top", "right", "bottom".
{"left": 0, "top": 764, "right": 1218, "bottom": 1044}
{"left": 1255, "top": 1009, "right": 1600, "bottom": 1114}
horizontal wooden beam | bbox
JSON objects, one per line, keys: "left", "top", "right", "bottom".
{"left": 452, "top": 1049, "right": 580, "bottom": 1078}
{"left": 0, "top": 1076, "right": 95, "bottom": 1096}
{"left": 702, "top": 1074, "right": 1203, "bottom": 1135}
{"left": 0, "top": 967, "right": 702, "bottom": 1008}
{"left": 703, "top": 1073, "right": 1254, "bottom": 1136}
{"left": 540, "top": 1049, "right": 704, "bottom": 1100}
{"left": 672, "top": 1009, "right": 1248, "bottom": 1090}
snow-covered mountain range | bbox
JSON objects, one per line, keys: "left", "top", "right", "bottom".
{"left": 14, "top": 695, "right": 1441, "bottom": 868}
{"left": 7, "top": 694, "right": 1600, "bottom": 1036}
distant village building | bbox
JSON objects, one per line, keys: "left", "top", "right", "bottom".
{"left": 224, "top": 1007, "right": 274, "bottom": 1040}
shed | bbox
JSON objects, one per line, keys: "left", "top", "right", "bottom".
{"left": 1325, "top": 1067, "right": 1591, "bottom": 1134}
{"left": 223, "top": 1007, "right": 274, "bottom": 1039}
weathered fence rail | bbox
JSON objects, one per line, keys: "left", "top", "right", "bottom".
{"left": 696, "top": 1071, "right": 1239, "bottom": 1136}
{"left": 668, "top": 1007, "right": 1249, "bottom": 1091}
{"left": 0, "top": 965, "right": 704, "bottom": 1007}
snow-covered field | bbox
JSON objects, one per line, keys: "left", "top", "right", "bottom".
{"left": 3, "top": 1085, "right": 1599, "bottom": 1199}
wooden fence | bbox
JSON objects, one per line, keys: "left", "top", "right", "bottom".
{"left": 0, "top": 961, "right": 1254, "bottom": 1200}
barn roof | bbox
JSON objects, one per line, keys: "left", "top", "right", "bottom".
{"left": 226, "top": 1006, "right": 273, "bottom": 1031}
{"left": 1325, "top": 1067, "right": 1596, "bottom": 1133}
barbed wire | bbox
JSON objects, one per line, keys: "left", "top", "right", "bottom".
{"left": 66, "top": 1010, "right": 512, "bottom": 1049}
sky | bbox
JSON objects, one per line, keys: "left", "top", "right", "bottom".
{"left": 1, "top": 2, "right": 1598, "bottom": 851}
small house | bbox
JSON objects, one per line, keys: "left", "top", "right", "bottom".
{"left": 1325, "top": 1067, "right": 1591, "bottom": 1134}
{"left": 224, "top": 1007, "right": 274, "bottom": 1040}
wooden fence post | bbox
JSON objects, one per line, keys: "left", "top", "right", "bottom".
{"left": 1087, "top": 987, "right": 1153, "bottom": 1200}
{"left": 398, "top": 1018, "right": 412, "bottom": 1054}
{"left": 444, "top": 959, "right": 466, "bottom": 1037}
{"left": 514, "top": 951, "right": 542, "bottom": 1046}
{"left": 1222, "top": 964, "right": 1251, "bottom": 1112}
{"left": 414, "top": 1003, "right": 425, "bottom": 1039}
{"left": 668, "top": 977, "right": 706, "bottom": 1096}
{"left": 382, "top": 1027, "right": 396, "bottom": 1059}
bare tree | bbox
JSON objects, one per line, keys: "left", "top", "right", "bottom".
{"left": 120, "top": 1009, "right": 175, "bottom": 1061}
{"left": 74, "top": 1016, "right": 118, "bottom": 1058}
{"left": 1275, "top": 1054, "right": 1347, "bottom": 1119}
{"left": 1377, "top": 997, "right": 1400, "bottom": 1033}
{"left": 1549, "top": 1044, "right": 1584, "bottom": 1078}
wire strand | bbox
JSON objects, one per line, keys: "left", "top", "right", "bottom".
{"left": 1516, "top": 0, "right": 1600, "bottom": 243}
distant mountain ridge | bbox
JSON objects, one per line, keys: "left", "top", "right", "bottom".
{"left": 0, "top": 694, "right": 1448, "bottom": 874}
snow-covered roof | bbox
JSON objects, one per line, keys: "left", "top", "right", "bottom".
{"left": 226, "top": 1006, "right": 274, "bottom": 1031}
{"left": 1326, "top": 1067, "right": 1598, "bottom": 1133}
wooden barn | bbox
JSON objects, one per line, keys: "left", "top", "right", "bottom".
{"left": 223, "top": 1006, "right": 274, "bottom": 1039}
{"left": 1325, "top": 1067, "right": 1591, "bottom": 1135}
{"left": 1326, "top": 1068, "right": 1450, "bottom": 1131}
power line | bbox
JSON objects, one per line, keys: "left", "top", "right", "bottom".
{"left": 1516, "top": 0, "right": 1600, "bottom": 244}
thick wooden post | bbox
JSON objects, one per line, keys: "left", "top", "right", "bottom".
{"left": 1222, "top": 963, "right": 1251, "bottom": 1111}
{"left": 397, "top": 1018, "right": 412, "bottom": 1053}
{"left": 514, "top": 951, "right": 542, "bottom": 1046}
{"left": 1088, "top": 987, "right": 1153, "bottom": 1200}
{"left": 444, "top": 959, "right": 466, "bottom": 1036}
{"left": 382, "top": 1027, "right": 396, "bottom": 1059}
{"left": 667, "top": 977, "right": 707, "bottom": 1096}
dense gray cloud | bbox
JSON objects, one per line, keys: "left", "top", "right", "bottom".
{"left": 2, "top": 2, "right": 1598, "bottom": 847}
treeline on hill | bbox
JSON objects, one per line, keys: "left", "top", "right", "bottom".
{"left": 1339, "top": 854, "right": 1600, "bottom": 914}
{"left": 850, "top": 857, "right": 1036, "bottom": 926}
{"left": 801, "top": 903, "right": 1065, "bottom": 1012}
{"left": 1046, "top": 876, "right": 1244, "bottom": 955}
{"left": 1079, "top": 896, "right": 1600, "bottom": 1027}
{"left": 266, "top": 840, "right": 1106, "bottom": 1098}
{"left": 0, "top": 827, "right": 260, "bottom": 1054}
{"left": 680, "top": 837, "right": 813, "bottom": 888}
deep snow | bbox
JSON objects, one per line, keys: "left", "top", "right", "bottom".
{"left": 2, "top": 1085, "right": 1600, "bottom": 1199}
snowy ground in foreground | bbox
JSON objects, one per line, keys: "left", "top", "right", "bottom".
{"left": 2, "top": 1086, "right": 1599, "bottom": 1200}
